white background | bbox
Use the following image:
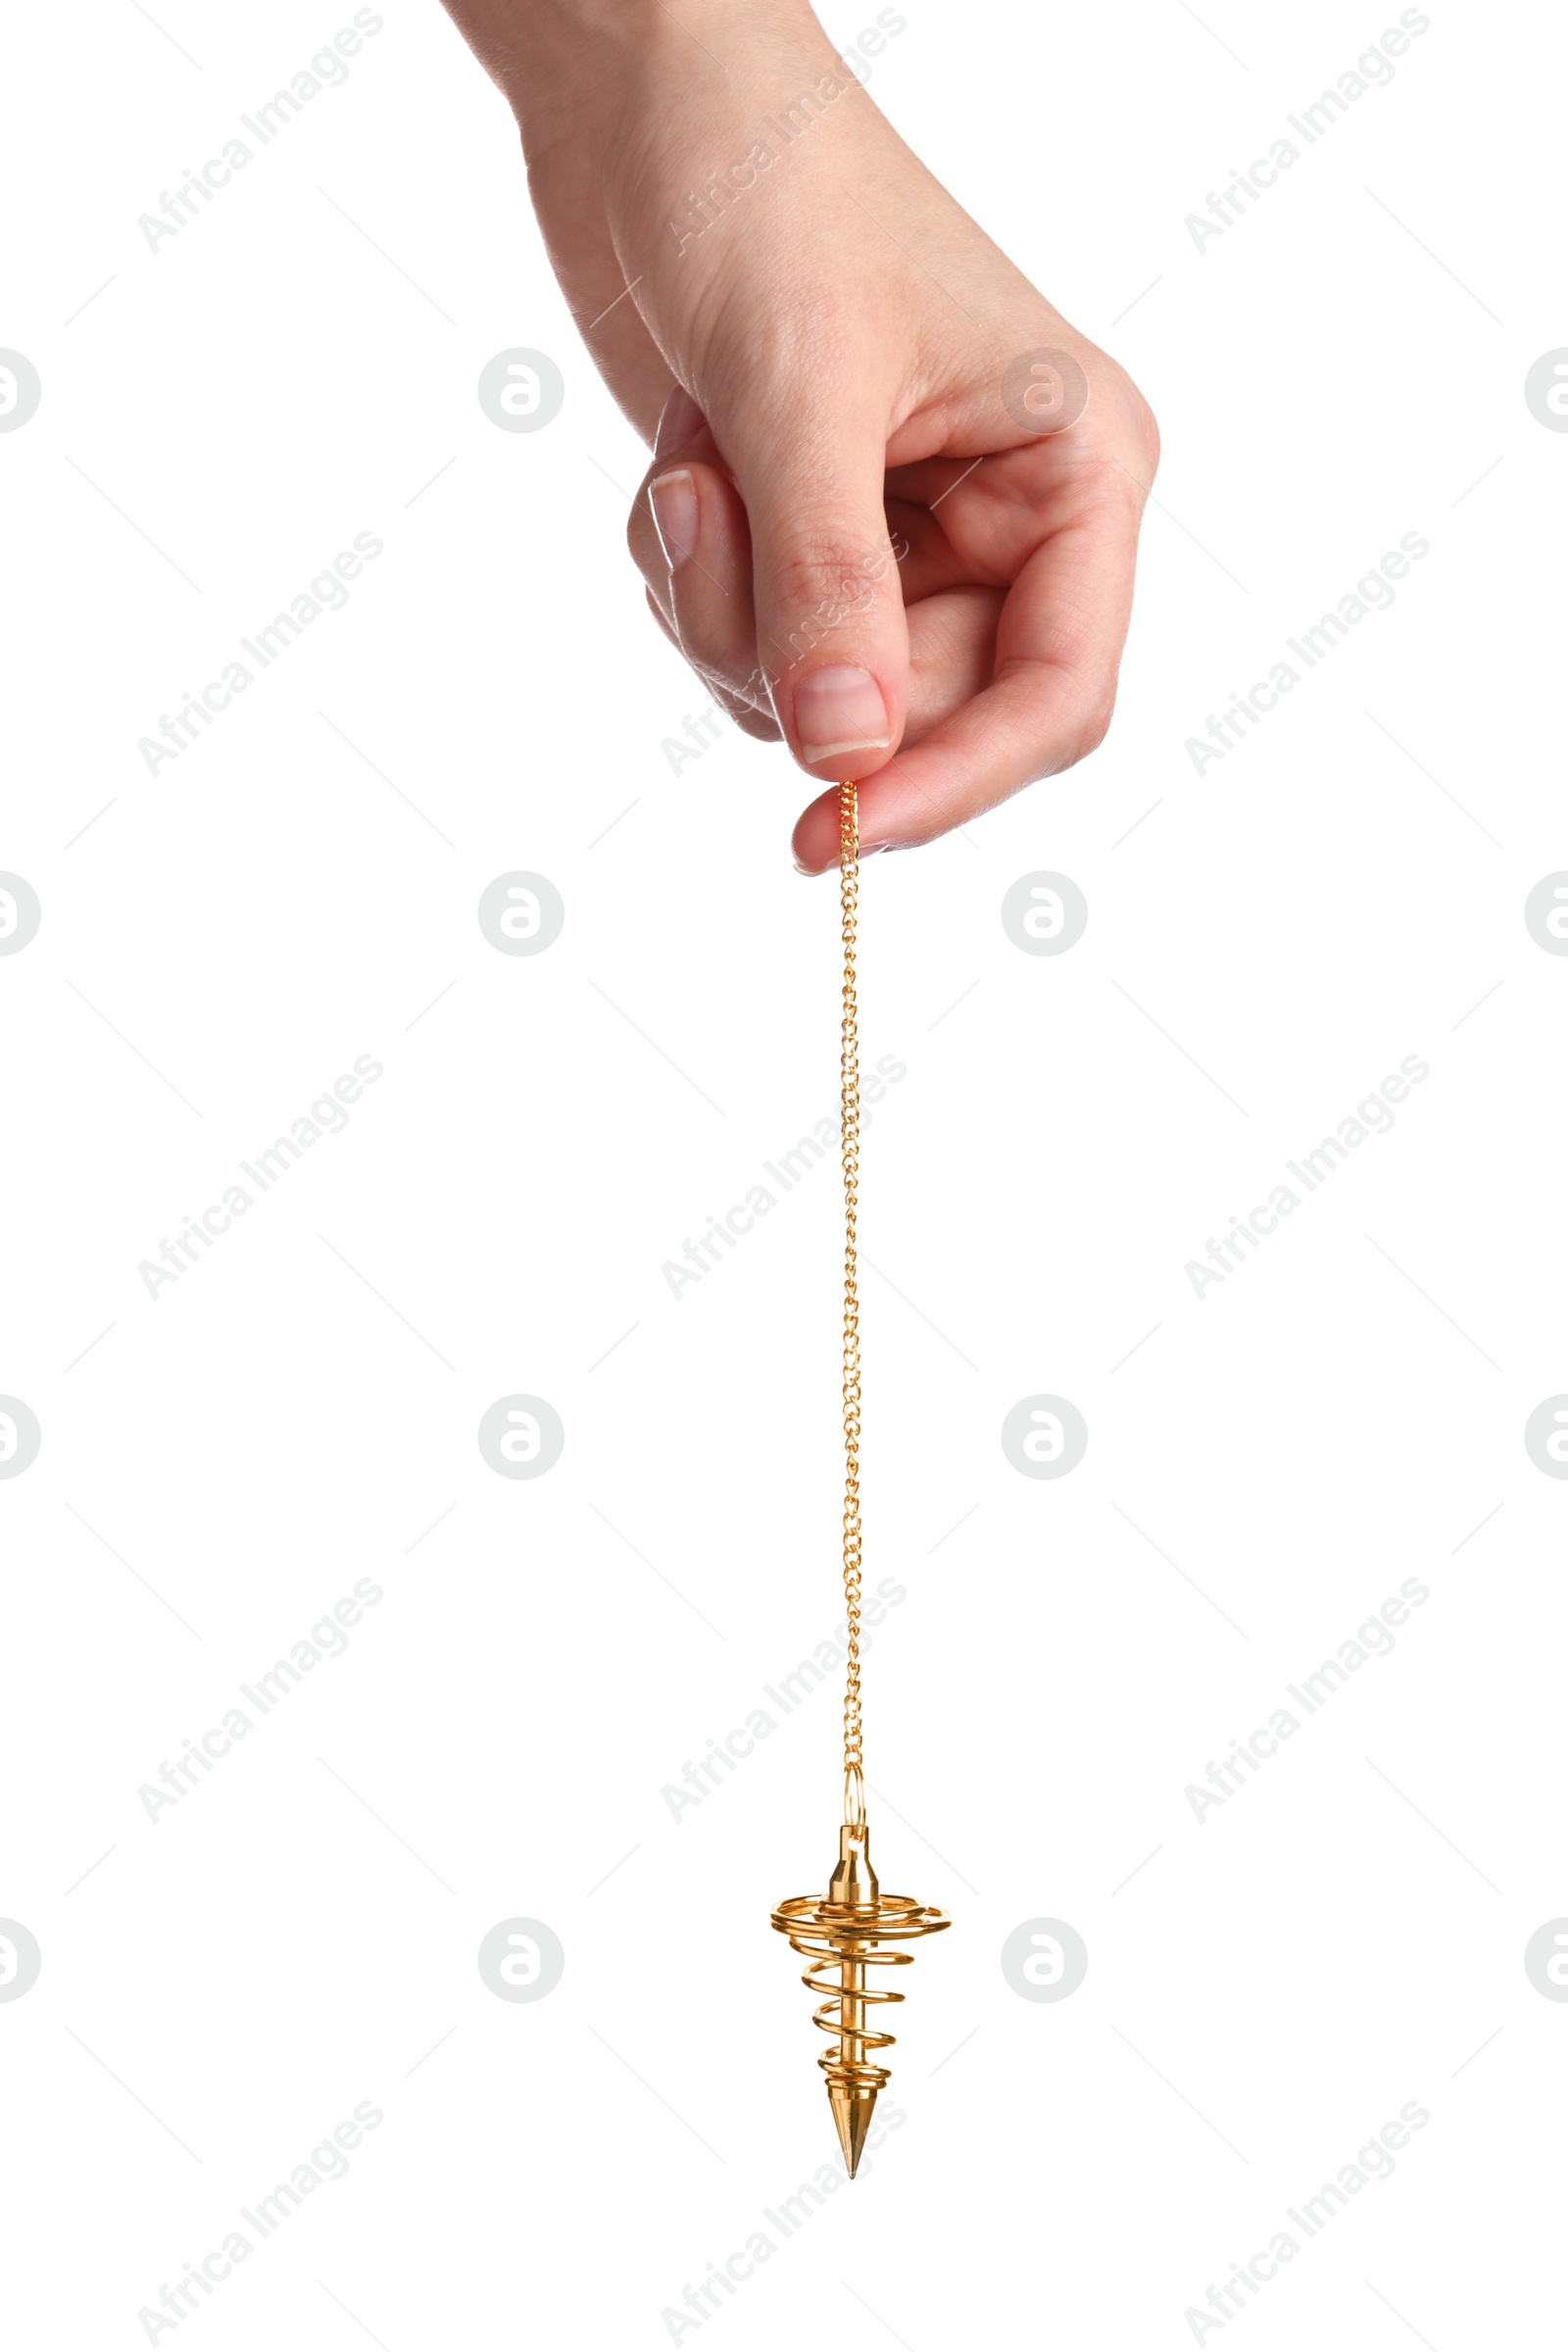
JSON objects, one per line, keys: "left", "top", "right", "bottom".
{"left": 3, "top": 0, "right": 1565, "bottom": 2343}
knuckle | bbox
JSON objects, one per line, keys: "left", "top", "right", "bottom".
{"left": 1129, "top": 391, "right": 1161, "bottom": 478}
{"left": 1112, "top": 374, "right": 1160, "bottom": 480}
{"left": 1074, "top": 687, "right": 1118, "bottom": 761}
{"left": 1084, "top": 353, "right": 1160, "bottom": 482}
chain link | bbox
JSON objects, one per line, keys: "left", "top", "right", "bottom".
{"left": 839, "top": 780, "right": 863, "bottom": 1796}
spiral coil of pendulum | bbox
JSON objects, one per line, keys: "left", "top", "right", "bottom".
{"left": 770, "top": 1813, "right": 948, "bottom": 2173}
{"left": 769, "top": 782, "right": 950, "bottom": 2179}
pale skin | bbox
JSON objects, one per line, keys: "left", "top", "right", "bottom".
{"left": 438, "top": 0, "right": 1158, "bottom": 869}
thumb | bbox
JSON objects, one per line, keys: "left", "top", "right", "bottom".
{"left": 731, "top": 413, "right": 908, "bottom": 781}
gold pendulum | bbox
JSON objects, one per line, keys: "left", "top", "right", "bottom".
{"left": 769, "top": 779, "right": 950, "bottom": 2180}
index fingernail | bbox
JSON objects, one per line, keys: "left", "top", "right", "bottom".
{"left": 650, "top": 469, "right": 699, "bottom": 570}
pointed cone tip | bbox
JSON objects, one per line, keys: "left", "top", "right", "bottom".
{"left": 828, "top": 2083, "right": 878, "bottom": 2179}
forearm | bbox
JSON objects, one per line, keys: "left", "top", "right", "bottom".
{"left": 438, "top": 0, "right": 823, "bottom": 123}
{"left": 437, "top": 0, "right": 909, "bottom": 436}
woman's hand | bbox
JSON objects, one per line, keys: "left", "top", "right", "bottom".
{"left": 442, "top": 0, "right": 1158, "bottom": 867}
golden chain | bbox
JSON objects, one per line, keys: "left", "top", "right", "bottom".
{"left": 838, "top": 779, "right": 864, "bottom": 1823}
